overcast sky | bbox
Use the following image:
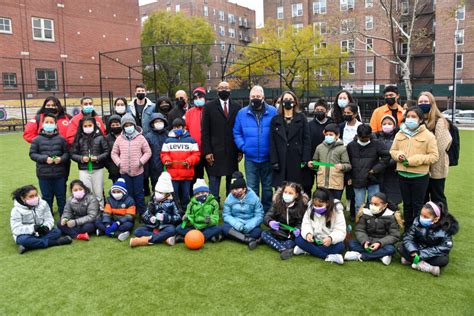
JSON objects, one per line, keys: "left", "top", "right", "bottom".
{"left": 139, "top": 0, "right": 264, "bottom": 27}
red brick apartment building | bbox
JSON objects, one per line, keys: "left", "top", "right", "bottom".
{"left": 0, "top": 0, "right": 142, "bottom": 103}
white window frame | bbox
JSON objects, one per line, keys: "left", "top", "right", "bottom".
{"left": 341, "top": 39, "right": 354, "bottom": 53}
{"left": 228, "top": 28, "right": 235, "bottom": 38}
{"left": 228, "top": 14, "right": 235, "bottom": 24}
{"left": 203, "top": 5, "right": 209, "bottom": 17}
{"left": 313, "top": 0, "right": 327, "bottom": 14}
{"left": 365, "top": 16, "right": 373, "bottom": 30}
{"left": 175, "top": 4, "right": 180, "bottom": 12}
{"left": 340, "top": 0, "right": 355, "bottom": 11}
{"left": 347, "top": 61, "right": 355, "bottom": 74}
{"left": 277, "top": 26, "right": 284, "bottom": 38}
{"left": 293, "top": 23, "right": 304, "bottom": 34}
{"left": 292, "top": 3, "right": 303, "bottom": 17}
{"left": 341, "top": 19, "right": 354, "bottom": 33}
{"left": 0, "top": 17, "right": 12, "bottom": 34}
{"left": 455, "top": 29, "right": 464, "bottom": 45}
{"left": 365, "top": 0, "right": 374, "bottom": 8}
{"left": 314, "top": 42, "right": 327, "bottom": 55}
{"left": 313, "top": 22, "right": 327, "bottom": 35}
{"left": 219, "top": 26, "right": 225, "bottom": 37}
{"left": 456, "top": 5, "right": 465, "bottom": 21}
{"left": 400, "top": 42, "right": 408, "bottom": 55}
{"left": 2, "top": 72, "right": 17, "bottom": 89}
{"left": 32, "top": 17, "right": 55, "bottom": 42}
{"left": 456, "top": 54, "right": 463, "bottom": 69}
{"left": 366, "top": 38, "right": 373, "bottom": 51}
{"left": 35, "top": 69, "right": 58, "bottom": 91}
{"left": 219, "top": 10, "right": 225, "bottom": 21}
{"left": 366, "top": 59, "right": 374, "bottom": 74}
{"left": 277, "top": 6, "right": 284, "bottom": 19}
{"left": 401, "top": 0, "right": 409, "bottom": 15}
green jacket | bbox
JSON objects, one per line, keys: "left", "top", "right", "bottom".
{"left": 313, "top": 139, "right": 351, "bottom": 190}
{"left": 183, "top": 194, "right": 220, "bottom": 229}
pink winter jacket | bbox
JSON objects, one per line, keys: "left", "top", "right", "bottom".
{"left": 111, "top": 131, "right": 152, "bottom": 177}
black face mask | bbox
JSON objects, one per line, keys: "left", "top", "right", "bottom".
{"left": 251, "top": 98, "right": 263, "bottom": 110}
{"left": 136, "top": 93, "right": 146, "bottom": 100}
{"left": 176, "top": 98, "right": 186, "bottom": 108}
{"left": 43, "top": 107, "right": 58, "bottom": 115}
{"left": 160, "top": 104, "right": 171, "bottom": 113}
{"left": 283, "top": 101, "right": 294, "bottom": 110}
{"left": 343, "top": 114, "right": 353, "bottom": 122}
{"left": 315, "top": 111, "right": 326, "bottom": 121}
{"left": 110, "top": 126, "right": 122, "bottom": 135}
{"left": 385, "top": 97, "right": 396, "bottom": 106}
{"left": 218, "top": 90, "right": 231, "bottom": 101}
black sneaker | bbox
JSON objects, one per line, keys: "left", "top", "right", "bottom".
{"left": 175, "top": 235, "right": 185, "bottom": 243}
{"left": 57, "top": 236, "right": 73, "bottom": 245}
{"left": 18, "top": 245, "right": 27, "bottom": 254}
{"left": 280, "top": 248, "right": 294, "bottom": 260}
{"left": 248, "top": 240, "right": 258, "bottom": 250}
{"left": 210, "top": 233, "right": 223, "bottom": 243}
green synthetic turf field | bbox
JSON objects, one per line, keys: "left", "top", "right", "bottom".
{"left": 0, "top": 132, "right": 472, "bottom": 315}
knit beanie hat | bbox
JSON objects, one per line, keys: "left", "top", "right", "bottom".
{"left": 121, "top": 113, "right": 136, "bottom": 128}
{"left": 111, "top": 178, "right": 128, "bottom": 195}
{"left": 172, "top": 118, "right": 185, "bottom": 128}
{"left": 155, "top": 171, "right": 174, "bottom": 193}
{"left": 193, "top": 179, "right": 209, "bottom": 195}
{"left": 230, "top": 171, "right": 246, "bottom": 190}
{"left": 380, "top": 114, "right": 397, "bottom": 125}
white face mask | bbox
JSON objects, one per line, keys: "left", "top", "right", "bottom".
{"left": 369, "top": 204, "right": 384, "bottom": 214}
{"left": 83, "top": 126, "right": 94, "bottom": 134}
{"left": 115, "top": 105, "right": 126, "bottom": 114}
{"left": 154, "top": 122, "right": 165, "bottom": 131}
{"left": 111, "top": 192, "right": 124, "bottom": 200}
{"left": 154, "top": 192, "right": 166, "bottom": 201}
{"left": 282, "top": 193, "right": 295, "bottom": 204}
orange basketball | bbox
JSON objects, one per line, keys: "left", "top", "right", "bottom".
{"left": 184, "top": 229, "right": 205, "bottom": 250}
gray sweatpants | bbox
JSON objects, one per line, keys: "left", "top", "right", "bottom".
{"left": 79, "top": 168, "right": 104, "bottom": 209}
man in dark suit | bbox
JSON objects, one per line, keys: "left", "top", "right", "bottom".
{"left": 201, "top": 81, "right": 242, "bottom": 203}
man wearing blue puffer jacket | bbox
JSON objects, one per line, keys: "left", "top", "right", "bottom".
{"left": 233, "top": 85, "right": 277, "bottom": 213}
{"left": 222, "top": 171, "right": 264, "bottom": 250}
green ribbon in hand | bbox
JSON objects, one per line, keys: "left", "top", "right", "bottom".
{"left": 310, "top": 160, "right": 335, "bottom": 169}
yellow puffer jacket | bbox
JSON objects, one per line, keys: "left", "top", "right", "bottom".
{"left": 390, "top": 124, "right": 439, "bottom": 175}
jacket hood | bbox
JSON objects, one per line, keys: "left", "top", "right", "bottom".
{"left": 149, "top": 112, "right": 169, "bottom": 129}
{"left": 121, "top": 125, "right": 143, "bottom": 140}
{"left": 107, "top": 114, "right": 122, "bottom": 129}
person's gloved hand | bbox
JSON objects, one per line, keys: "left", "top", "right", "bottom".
{"left": 292, "top": 228, "right": 301, "bottom": 237}
{"left": 272, "top": 163, "right": 280, "bottom": 171}
{"left": 269, "top": 220, "right": 280, "bottom": 231}
{"left": 67, "top": 220, "right": 76, "bottom": 228}
{"left": 37, "top": 225, "right": 50, "bottom": 236}
{"left": 105, "top": 221, "right": 119, "bottom": 236}
{"left": 157, "top": 213, "right": 165, "bottom": 222}
{"left": 34, "top": 224, "right": 41, "bottom": 233}
{"left": 204, "top": 215, "right": 211, "bottom": 225}
{"left": 150, "top": 216, "right": 157, "bottom": 224}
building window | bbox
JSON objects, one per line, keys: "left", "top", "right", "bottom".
{"left": 366, "top": 38, "right": 373, "bottom": 51}
{"left": 340, "top": 0, "right": 355, "bottom": 11}
{"left": 0, "top": 17, "right": 12, "bottom": 34}
{"left": 203, "top": 5, "right": 208, "bottom": 16}
{"left": 313, "top": 22, "right": 327, "bottom": 35}
{"left": 313, "top": 0, "right": 327, "bottom": 14}
{"left": 456, "top": 5, "right": 465, "bottom": 20}
{"left": 207, "top": 70, "right": 211, "bottom": 80}
{"left": 341, "top": 39, "right": 354, "bottom": 53}
{"left": 314, "top": 42, "right": 327, "bottom": 55}
{"left": 32, "top": 17, "right": 54, "bottom": 41}
{"left": 400, "top": 0, "right": 409, "bottom": 15}
{"left": 219, "top": 10, "right": 225, "bottom": 21}
{"left": 366, "top": 59, "right": 374, "bottom": 73}
{"left": 277, "top": 6, "right": 284, "bottom": 19}
{"left": 456, "top": 54, "right": 463, "bottom": 69}
{"left": 455, "top": 29, "right": 464, "bottom": 45}
{"left": 400, "top": 43, "right": 408, "bottom": 55}
{"left": 175, "top": 4, "right": 180, "bottom": 12}
{"left": 400, "top": 21, "right": 409, "bottom": 33}
{"left": 219, "top": 26, "right": 225, "bottom": 36}
{"left": 347, "top": 61, "right": 355, "bottom": 74}
{"left": 36, "top": 69, "right": 58, "bottom": 91}
{"left": 220, "top": 41, "right": 226, "bottom": 51}
{"left": 365, "top": 16, "right": 373, "bottom": 30}
{"left": 228, "top": 14, "right": 235, "bottom": 24}
{"left": 140, "top": 16, "right": 148, "bottom": 26}
{"left": 228, "top": 28, "right": 235, "bottom": 38}
{"left": 292, "top": 3, "right": 303, "bottom": 17}
{"left": 2, "top": 73, "right": 17, "bottom": 89}
{"left": 293, "top": 23, "right": 304, "bottom": 33}
{"left": 277, "top": 26, "right": 283, "bottom": 38}
{"left": 341, "top": 19, "right": 354, "bottom": 33}
{"left": 365, "top": 0, "right": 373, "bottom": 8}
{"left": 166, "top": 6, "right": 171, "bottom": 12}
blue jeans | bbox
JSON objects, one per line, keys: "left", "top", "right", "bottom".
{"left": 209, "top": 175, "right": 232, "bottom": 204}
{"left": 354, "top": 184, "right": 380, "bottom": 211}
{"left": 38, "top": 177, "right": 66, "bottom": 215}
{"left": 172, "top": 180, "right": 192, "bottom": 210}
{"left": 261, "top": 230, "right": 295, "bottom": 252}
{"left": 16, "top": 228, "right": 62, "bottom": 250}
{"left": 122, "top": 173, "right": 145, "bottom": 216}
{"left": 295, "top": 235, "right": 345, "bottom": 259}
{"left": 244, "top": 160, "right": 273, "bottom": 213}
{"left": 348, "top": 240, "right": 396, "bottom": 260}
{"left": 134, "top": 225, "right": 176, "bottom": 244}
{"left": 57, "top": 220, "right": 96, "bottom": 239}
{"left": 221, "top": 223, "right": 262, "bottom": 239}
{"left": 176, "top": 225, "right": 222, "bottom": 241}
{"left": 95, "top": 220, "right": 134, "bottom": 235}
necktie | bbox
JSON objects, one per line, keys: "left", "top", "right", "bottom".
{"left": 224, "top": 101, "right": 228, "bottom": 118}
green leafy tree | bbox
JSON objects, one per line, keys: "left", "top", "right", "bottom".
{"left": 141, "top": 12, "right": 215, "bottom": 95}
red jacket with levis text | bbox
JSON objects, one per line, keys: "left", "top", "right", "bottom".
{"left": 160, "top": 130, "right": 201, "bottom": 181}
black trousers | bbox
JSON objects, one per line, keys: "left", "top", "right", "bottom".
{"left": 425, "top": 178, "right": 448, "bottom": 208}
{"left": 397, "top": 244, "right": 449, "bottom": 267}
{"left": 398, "top": 174, "right": 429, "bottom": 230}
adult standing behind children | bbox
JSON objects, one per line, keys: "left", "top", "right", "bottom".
{"left": 66, "top": 96, "right": 106, "bottom": 145}
{"left": 127, "top": 83, "right": 155, "bottom": 135}
{"left": 370, "top": 85, "right": 404, "bottom": 132}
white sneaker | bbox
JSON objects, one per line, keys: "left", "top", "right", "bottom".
{"left": 293, "top": 246, "right": 307, "bottom": 256}
{"left": 344, "top": 251, "right": 362, "bottom": 261}
{"left": 117, "top": 231, "right": 130, "bottom": 242}
{"left": 165, "top": 236, "right": 176, "bottom": 246}
{"left": 381, "top": 255, "right": 392, "bottom": 266}
{"left": 411, "top": 261, "right": 440, "bottom": 276}
{"left": 401, "top": 257, "right": 411, "bottom": 265}
{"left": 325, "top": 254, "right": 344, "bottom": 265}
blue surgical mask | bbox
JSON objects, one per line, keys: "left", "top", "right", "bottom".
{"left": 282, "top": 193, "right": 295, "bottom": 204}
{"left": 325, "top": 135, "right": 335, "bottom": 144}
{"left": 419, "top": 103, "right": 431, "bottom": 114}
{"left": 194, "top": 99, "right": 205, "bottom": 107}
{"left": 124, "top": 126, "right": 135, "bottom": 134}
{"left": 338, "top": 99, "right": 349, "bottom": 108}
{"left": 196, "top": 194, "right": 208, "bottom": 204}
{"left": 357, "top": 139, "right": 370, "bottom": 147}
{"left": 419, "top": 216, "right": 433, "bottom": 228}
{"left": 405, "top": 117, "right": 420, "bottom": 130}
{"left": 174, "top": 129, "right": 184, "bottom": 137}
{"left": 43, "top": 123, "right": 56, "bottom": 133}
{"left": 83, "top": 105, "right": 94, "bottom": 114}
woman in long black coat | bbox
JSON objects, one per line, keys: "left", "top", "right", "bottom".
{"left": 270, "top": 91, "right": 311, "bottom": 189}
{"left": 201, "top": 83, "right": 241, "bottom": 203}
